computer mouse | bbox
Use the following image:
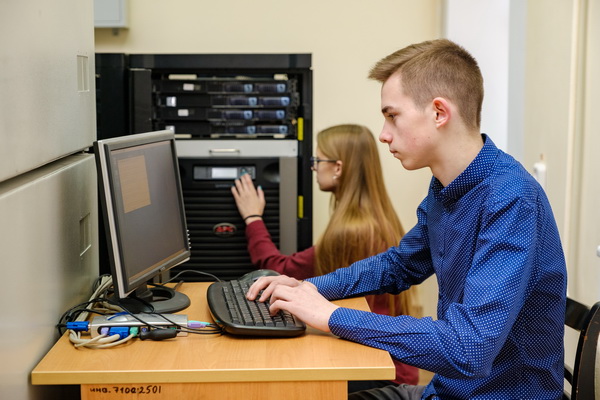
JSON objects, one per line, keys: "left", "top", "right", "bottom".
{"left": 238, "top": 269, "right": 280, "bottom": 282}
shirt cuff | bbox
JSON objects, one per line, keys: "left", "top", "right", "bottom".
{"left": 328, "top": 307, "right": 372, "bottom": 338}
{"left": 305, "top": 275, "right": 339, "bottom": 300}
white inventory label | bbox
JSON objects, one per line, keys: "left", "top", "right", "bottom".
{"left": 183, "top": 83, "right": 195, "bottom": 91}
{"left": 178, "top": 109, "right": 190, "bottom": 117}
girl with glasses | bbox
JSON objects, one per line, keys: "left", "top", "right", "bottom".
{"left": 232, "top": 124, "right": 421, "bottom": 389}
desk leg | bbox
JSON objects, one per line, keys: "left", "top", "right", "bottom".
{"left": 81, "top": 381, "right": 347, "bottom": 400}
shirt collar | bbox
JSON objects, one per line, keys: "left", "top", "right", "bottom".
{"left": 432, "top": 134, "right": 498, "bottom": 205}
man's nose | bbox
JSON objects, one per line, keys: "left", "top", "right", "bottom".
{"left": 378, "top": 126, "right": 390, "bottom": 143}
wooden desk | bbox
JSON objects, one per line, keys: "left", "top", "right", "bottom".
{"left": 32, "top": 282, "right": 394, "bottom": 400}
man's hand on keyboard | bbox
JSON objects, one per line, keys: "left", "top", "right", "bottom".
{"left": 246, "top": 275, "right": 339, "bottom": 333}
{"left": 246, "top": 275, "right": 302, "bottom": 302}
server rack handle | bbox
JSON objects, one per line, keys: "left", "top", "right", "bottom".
{"left": 209, "top": 148, "right": 241, "bottom": 155}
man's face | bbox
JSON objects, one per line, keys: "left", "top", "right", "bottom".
{"left": 378, "top": 72, "right": 436, "bottom": 171}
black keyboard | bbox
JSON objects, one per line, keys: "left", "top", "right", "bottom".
{"left": 207, "top": 280, "right": 306, "bottom": 337}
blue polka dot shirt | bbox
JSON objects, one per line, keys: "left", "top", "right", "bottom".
{"left": 307, "top": 135, "right": 567, "bottom": 399}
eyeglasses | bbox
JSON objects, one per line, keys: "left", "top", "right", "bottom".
{"left": 310, "top": 156, "right": 337, "bottom": 170}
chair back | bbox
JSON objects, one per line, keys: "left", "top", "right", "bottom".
{"left": 564, "top": 297, "right": 600, "bottom": 400}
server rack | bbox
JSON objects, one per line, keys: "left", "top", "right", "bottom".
{"left": 175, "top": 142, "right": 299, "bottom": 281}
{"left": 95, "top": 53, "right": 312, "bottom": 281}
{"left": 95, "top": 53, "right": 129, "bottom": 140}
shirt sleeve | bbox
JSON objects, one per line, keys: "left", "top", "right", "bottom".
{"left": 245, "top": 219, "right": 315, "bottom": 280}
{"left": 309, "top": 196, "right": 542, "bottom": 379}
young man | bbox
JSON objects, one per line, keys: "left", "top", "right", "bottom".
{"left": 247, "top": 39, "right": 567, "bottom": 399}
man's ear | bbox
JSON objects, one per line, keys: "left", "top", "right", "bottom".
{"left": 432, "top": 97, "right": 451, "bottom": 128}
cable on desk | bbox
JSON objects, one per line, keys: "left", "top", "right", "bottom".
{"left": 69, "top": 331, "right": 135, "bottom": 348}
{"left": 58, "top": 275, "right": 223, "bottom": 349}
{"left": 165, "top": 269, "right": 222, "bottom": 284}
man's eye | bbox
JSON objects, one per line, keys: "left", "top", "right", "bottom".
{"left": 386, "top": 114, "right": 395, "bottom": 121}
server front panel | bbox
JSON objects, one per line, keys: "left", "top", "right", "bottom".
{"left": 173, "top": 157, "right": 297, "bottom": 282}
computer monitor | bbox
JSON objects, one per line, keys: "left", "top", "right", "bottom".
{"left": 94, "top": 130, "right": 191, "bottom": 313}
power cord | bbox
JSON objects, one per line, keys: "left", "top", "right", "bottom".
{"left": 165, "top": 269, "right": 222, "bottom": 284}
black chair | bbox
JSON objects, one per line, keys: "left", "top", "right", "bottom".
{"left": 564, "top": 297, "right": 600, "bottom": 400}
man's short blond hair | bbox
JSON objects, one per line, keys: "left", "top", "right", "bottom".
{"left": 368, "top": 39, "right": 484, "bottom": 130}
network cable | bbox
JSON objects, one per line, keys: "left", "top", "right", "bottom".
{"left": 58, "top": 276, "right": 222, "bottom": 349}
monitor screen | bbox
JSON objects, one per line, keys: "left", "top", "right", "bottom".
{"left": 94, "top": 130, "right": 191, "bottom": 313}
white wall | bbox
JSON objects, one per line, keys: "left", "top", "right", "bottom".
{"left": 443, "top": 0, "right": 527, "bottom": 160}
{"left": 444, "top": 0, "right": 510, "bottom": 152}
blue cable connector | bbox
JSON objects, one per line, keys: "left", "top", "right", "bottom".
{"left": 108, "top": 326, "right": 130, "bottom": 340}
{"left": 66, "top": 321, "right": 89, "bottom": 332}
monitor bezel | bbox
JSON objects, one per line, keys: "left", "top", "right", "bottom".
{"left": 94, "top": 130, "right": 190, "bottom": 301}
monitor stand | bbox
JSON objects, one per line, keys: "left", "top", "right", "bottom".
{"left": 116, "top": 285, "right": 190, "bottom": 314}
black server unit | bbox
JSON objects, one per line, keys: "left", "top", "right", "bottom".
{"left": 95, "top": 53, "right": 129, "bottom": 140}
{"left": 95, "top": 53, "right": 312, "bottom": 281}
{"left": 177, "top": 152, "right": 299, "bottom": 281}
{"left": 95, "top": 54, "right": 131, "bottom": 275}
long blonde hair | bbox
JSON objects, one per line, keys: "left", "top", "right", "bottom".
{"left": 314, "top": 124, "right": 420, "bottom": 317}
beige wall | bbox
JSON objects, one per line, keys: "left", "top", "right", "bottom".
{"left": 95, "top": 0, "right": 442, "bottom": 317}
{"left": 95, "top": 0, "right": 440, "bottom": 242}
